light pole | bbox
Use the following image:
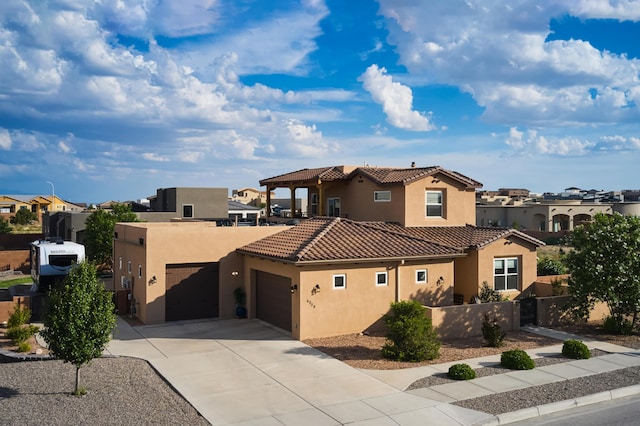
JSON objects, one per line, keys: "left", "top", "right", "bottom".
{"left": 46, "top": 181, "right": 55, "bottom": 213}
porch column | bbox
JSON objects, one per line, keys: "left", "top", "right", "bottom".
{"left": 290, "top": 186, "right": 296, "bottom": 218}
{"left": 265, "top": 186, "right": 272, "bottom": 219}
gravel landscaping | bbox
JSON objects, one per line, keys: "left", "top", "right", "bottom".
{"left": 0, "top": 357, "right": 209, "bottom": 426}
{"left": 1, "top": 320, "right": 639, "bottom": 423}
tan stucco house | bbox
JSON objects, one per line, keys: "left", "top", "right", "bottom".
{"left": 113, "top": 165, "right": 543, "bottom": 340}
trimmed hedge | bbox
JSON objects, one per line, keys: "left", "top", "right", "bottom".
{"left": 562, "top": 339, "right": 591, "bottom": 359}
{"left": 448, "top": 363, "right": 476, "bottom": 380}
{"left": 501, "top": 349, "right": 535, "bottom": 370}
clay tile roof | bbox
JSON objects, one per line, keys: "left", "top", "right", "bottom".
{"left": 259, "top": 167, "right": 349, "bottom": 186}
{"left": 354, "top": 167, "right": 441, "bottom": 184}
{"left": 237, "top": 217, "right": 464, "bottom": 264}
{"left": 259, "top": 165, "right": 483, "bottom": 188}
{"left": 386, "top": 225, "right": 544, "bottom": 250}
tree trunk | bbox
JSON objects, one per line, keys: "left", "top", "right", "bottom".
{"left": 75, "top": 366, "right": 80, "bottom": 394}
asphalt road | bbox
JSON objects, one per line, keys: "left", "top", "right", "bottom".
{"left": 511, "top": 394, "right": 640, "bottom": 426}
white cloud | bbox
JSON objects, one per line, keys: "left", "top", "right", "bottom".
{"left": 377, "top": 0, "right": 640, "bottom": 127}
{"left": 359, "top": 64, "right": 436, "bottom": 131}
{"left": 505, "top": 127, "right": 595, "bottom": 156}
{"left": 0, "top": 129, "right": 11, "bottom": 150}
{"left": 142, "top": 153, "right": 169, "bottom": 162}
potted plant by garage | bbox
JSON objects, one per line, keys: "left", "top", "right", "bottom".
{"left": 233, "top": 287, "right": 247, "bottom": 319}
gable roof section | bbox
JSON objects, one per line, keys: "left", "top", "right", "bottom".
{"left": 259, "top": 166, "right": 351, "bottom": 186}
{"left": 353, "top": 166, "right": 482, "bottom": 188}
{"left": 259, "top": 165, "right": 482, "bottom": 189}
{"left": 237, "top": 217, "right": 464, "bottom": 264}
{"left": 387, "top": 224, "right": 545, "bottom": 250}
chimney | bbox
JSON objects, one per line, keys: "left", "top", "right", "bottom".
{"left": 411, "top": 161, "right": 416, "bottom": 168}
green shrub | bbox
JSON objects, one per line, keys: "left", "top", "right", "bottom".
{"left": 17, "top": 342, "right": 31, "bottom": 353}
{"left": 603, "top": 315, "right": 634, "bottom": 335}
{"left": 478, "top": 282, "right": 505, "bottom": 303}
{"left": 562, "top": 339, "right": 591, "bottom": 359}
{"left": 481, "top": 313, "right": 506, "bottom": 348}
{"left": 537, "top": 258, "right": 567, "bottom": 276}
{"left": 501, "top": 349, "right": 535, "bottom": 370}
{"left": 381, "top": 300, "right": 441, "bottom": 362}
{"left": 7, "top": 304, "right": 31, "bottom": 329}
{"left": 448, "top": 363, "right": 476, "bottom": 380}
{"left": 6, "top": 324, "right": 39, "bottom": 345}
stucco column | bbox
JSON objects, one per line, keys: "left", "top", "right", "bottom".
{"left": 265, "top": 185, "right": 272, "bottom": 218}
{"left": 290, "top": 186, "right": 296, "bottom": 218}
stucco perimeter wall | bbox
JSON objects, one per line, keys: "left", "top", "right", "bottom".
{"left": 113, "top": 222, "right": 285, "bottom": 324}
{"left": 536, "top": 295, "right": 610, "bottom": 327}
{"left": 0, "top": 296, "right": 28, "bottom": 324}
{"left": 425, "top": 301, "right": 519, "bottom": 340}
{"left": 404, "top": 175, "right": 476, "bottom": 227}
{"left": 0, "top": 250, "right": 30, "bottom": 273}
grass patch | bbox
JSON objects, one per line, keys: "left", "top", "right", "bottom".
{"left": 0, "top": 277, "right": 33, "bottom": 288}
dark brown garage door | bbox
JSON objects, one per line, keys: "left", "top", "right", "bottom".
{"left": 255, "top": 271, "right": 291, "bottom": 332}
{"left": 166, "top": 263, "right": 219, "bottom": 321}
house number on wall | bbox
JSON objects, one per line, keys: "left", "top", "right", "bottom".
{"left": 306, "top": 299, "right": 316, "bottom": 308}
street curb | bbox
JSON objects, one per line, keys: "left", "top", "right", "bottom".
{"left": 477, "top": 384, "right": 640, "bottom": 425}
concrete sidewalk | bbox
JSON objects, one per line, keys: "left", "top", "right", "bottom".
{"left": 105, "top": 319, "right": 640, "bottom": 426}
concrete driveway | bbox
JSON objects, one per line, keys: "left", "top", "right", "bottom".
{"left": 106, "top": 317, "right": 491, "bottom": 425}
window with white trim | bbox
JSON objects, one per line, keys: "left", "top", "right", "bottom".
{"left": 425, "top": 191, "right": 443, "bottom": 217}
{"left": 494, "top": 258, "right": 519, "bottom": 291}
{"left": 374, "top": 191, "right": 391, "bottom": 202}
{"left": 138, "top": 265, "right": 142, "bottom": 278}
{"left": 416, "top": 269, "right": 427, "bottom": 284}
{"left": 333, "top": 274, "right": 346, "bottom": 289}
{"left": 182, "top": 204, "right": 194, "bottom": 218}
{"left": 328, "top": 198, "right": 341, "bottom": 217}
{"left": 118, "top": 257, "right": 122, "bottom": 270}
{"left": 127, "top": 261, "right": 131, "bottom": 274}
{"left": 375, "top": 271, "right": 388, "bottom": 286}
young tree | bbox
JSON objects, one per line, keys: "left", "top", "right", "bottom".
{"left": 10, "top": 208, "right": 37, "bottom": 225}
{"left": 0, "top": 217, "right": 11, "bottom": 234}
{"left": 564, "top": 213, "right": 640, "bottom": 333}
{"left": 84, "top": 204, "right": 138, "bottom": 268}
{"left": 41, "top": 261, "right": 116, "bottom": 395}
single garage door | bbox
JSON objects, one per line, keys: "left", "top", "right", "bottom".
{"left": 255, "top": 271, "right": 292, "bottom": 332}
{"left": 166, "top": 263, "right": 219, "bottom": 321}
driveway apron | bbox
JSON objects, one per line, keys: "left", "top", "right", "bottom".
{"left": 105, "top": 317, "right": 491, "bottom": 425}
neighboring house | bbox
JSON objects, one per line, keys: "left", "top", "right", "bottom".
{"left": 113, "top": 164, "right": 544, "bottom": 340}
{"left": 228, "top": 200, "right": 262, "bottom": 222}
{"left": 0, "top": 194, "right": 76, "bottom": 223}
{"left": 476, "top": 202, "right": 614, "bottom": 232}
{"left": 148, "top": 187, "right": 228, "bottom": 219}
{"left": 230, "top": 187, "right": 273, "bottom": 207}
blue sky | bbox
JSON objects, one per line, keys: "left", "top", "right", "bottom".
{"left": 1, "top": 0, "right": 640, "bottom": 203}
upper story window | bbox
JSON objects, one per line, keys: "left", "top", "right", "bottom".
{"left": 375, "top": 272, "right": 388, "bottom": 286}
{"left": 374, "top": 191, "right": 391, "bottom": 202}
{"left": 182, "top": 204, "right": 194, "bottom": 218}
{"left": 310, "top": 193, "right": 318, "bottom": 215}
{"left": 127, "top": 261, "right": 132, "bottom": 274}
{"left": 494, "top": 258, "right": 519, "bottom": 291}
{"left": 333, "top": 273, "right": 346, "bottom": 289}
{"left": 425, "top": 191, "right": 443, "bottom": 217}
{"left": 328, "top": 198, "right": 341, "bottom": 217}
{"left": 416, "top": 269, "right": 427, "bottom": 284}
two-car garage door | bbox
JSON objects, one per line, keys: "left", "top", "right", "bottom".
{"left": 166, "top": 263, "right": 219, "bottom": 321}
{"left": 255, "top": 271, "right": 291, "bottom": 332}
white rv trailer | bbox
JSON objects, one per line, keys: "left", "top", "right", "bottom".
{"left": 30, "top": 238, "right": 86, "bottom": 291}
